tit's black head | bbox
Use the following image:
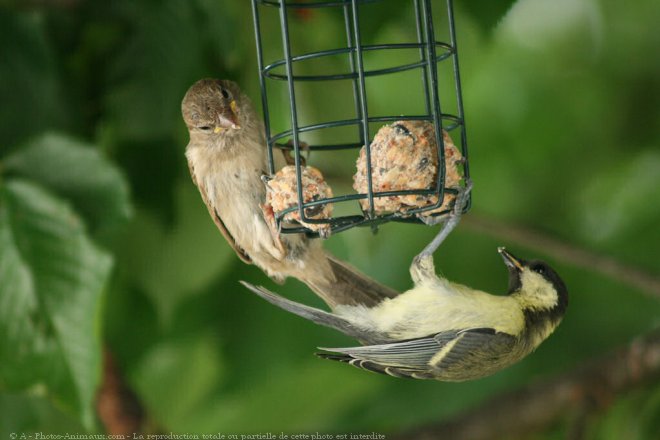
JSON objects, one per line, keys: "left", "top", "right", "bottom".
{"left": 498, "top": 247, "right": 569, "bottom": 313}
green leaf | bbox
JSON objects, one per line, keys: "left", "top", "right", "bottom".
{"left": 180, "top": 360, "right": 381, "bottom": 433}
{"left": 577, "top": 150, "right": 660, "bottom": 243}
{"left": 0, "top": 10, "right": 68, "bottom": 151}
{"left": 4, "top": 133, "right": 132, "bottom": 232}
{"left": 0, "top": 391, "right": 84, "bottom": 436}
{"left": 497, "top": 0, "right": 603, "bottom": 56}
{"left": 131, "top": 332, "right": 224, "bottom": 430}
{"left": 103, "top": 0, "right": 205, "bottom": 141}
{"left": 116, "top": 181, "right": 234, "bottom": 325}
{"left": 0, "top": 179, "right": 112, "bottom": 429}
{"left": 459, "top": 0, "right": 517, "bottom": 33}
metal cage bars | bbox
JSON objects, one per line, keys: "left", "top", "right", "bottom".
{"left": 251, "top": 0, "right": 470, "bottom": 236}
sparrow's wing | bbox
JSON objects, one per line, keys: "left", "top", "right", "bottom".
{"left": 188, "top": 161, "right": 252, "bottom": 264}
{"left": 318, "top": 328, "right": 517, "bottom": 380}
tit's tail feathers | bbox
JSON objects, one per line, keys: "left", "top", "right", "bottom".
{"left": 311, "top": 255, "right": 399, "bottom": 308}
{"left": 240, "top": 281, "right": 376, "bottom": 342}
{"left": 316, "top": 352, "right": 433, "bottom": 380}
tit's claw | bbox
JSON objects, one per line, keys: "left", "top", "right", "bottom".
{"left": 418, "top": 178, "right": 473, "bottom": 226}
{"left": 454, "top": 179, "right": 473, "bottom": 215}
{"left": 416, "top": 180, "right": 473, "bottom": 259}
{"left": 419, "top": 213, "right": 445, "bottom": 226}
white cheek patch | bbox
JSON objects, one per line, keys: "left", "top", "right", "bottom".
{"left": 518, "top": 270, "right": 558, "bottom": 310}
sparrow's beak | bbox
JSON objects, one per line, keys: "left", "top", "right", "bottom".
{"left": 214, "top": 100, "right": 240, "bottom": 132}
{"left": 498, "top": 247, "right": 524, "bottom": 272}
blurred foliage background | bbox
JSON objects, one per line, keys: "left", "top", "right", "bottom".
{"left": 0, "top": 0, "right": 659, "bottom": 438}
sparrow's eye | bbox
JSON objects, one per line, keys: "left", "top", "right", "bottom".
{"left": 220, "top": 87, "right": 230, "bottom": 99}
{"left": 199, "top": 126, "right": 212, "bottom": 131}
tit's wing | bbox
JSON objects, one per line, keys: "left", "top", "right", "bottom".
{"left": 318, "top": 333, "right": 453, "bottom": 370}
{"left": 317, "top": 336, "right": 446, "bottom": 379}
{"left": 318, "top": 328, "right": 517, "bottom": 381}
{"left": 429, "top": 328, "right": 517, "bottom": 374}
{"left": 188, "top": 161, "right": 252, "bottom": 264}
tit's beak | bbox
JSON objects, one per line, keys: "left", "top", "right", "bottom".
{"left": 498, "top": 247, "right": 524, "bottom": 272}
{"left": 214, "top": 100, "right": 240, "bottom": 132}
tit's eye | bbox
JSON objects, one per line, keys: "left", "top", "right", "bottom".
{"left": 220, "top": 87, "right": 230, "bottom": 99}
{"left": 532, "top": 264, "right": 546, "bottom": 275}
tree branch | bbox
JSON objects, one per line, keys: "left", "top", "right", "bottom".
{"left": 462, "top": 214, "right": 660, "bottom": 299}
{"left": 393, "top": 329, "right": 660, "bottom": 440}
{"left": 97, "top": 348, "right": 145, "bottom": 435}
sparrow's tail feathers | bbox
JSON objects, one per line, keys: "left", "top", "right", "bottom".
{"left": 240, "top": 281, "right": 372, "bottom": 341}
{"left": 307, "top": 255, "right": 399, "bottom": 309}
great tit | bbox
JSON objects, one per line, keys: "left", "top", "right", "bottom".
{"left": 241, "top": 183, "right": 568, "bottom": 381}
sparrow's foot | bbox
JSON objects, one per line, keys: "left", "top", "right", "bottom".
{"left": 281, "top": 140, "right": 310, "bottom": 166}
{"left": 261, "top": 174, "right": 273, "bottom": 187}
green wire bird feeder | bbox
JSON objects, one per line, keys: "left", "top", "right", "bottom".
{"left": 251, "top": 0, "right": 470, "bottom": 236}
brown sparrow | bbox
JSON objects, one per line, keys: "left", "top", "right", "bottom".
{"left": 182, "top": 78, "right": 397, "bottom": 308}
